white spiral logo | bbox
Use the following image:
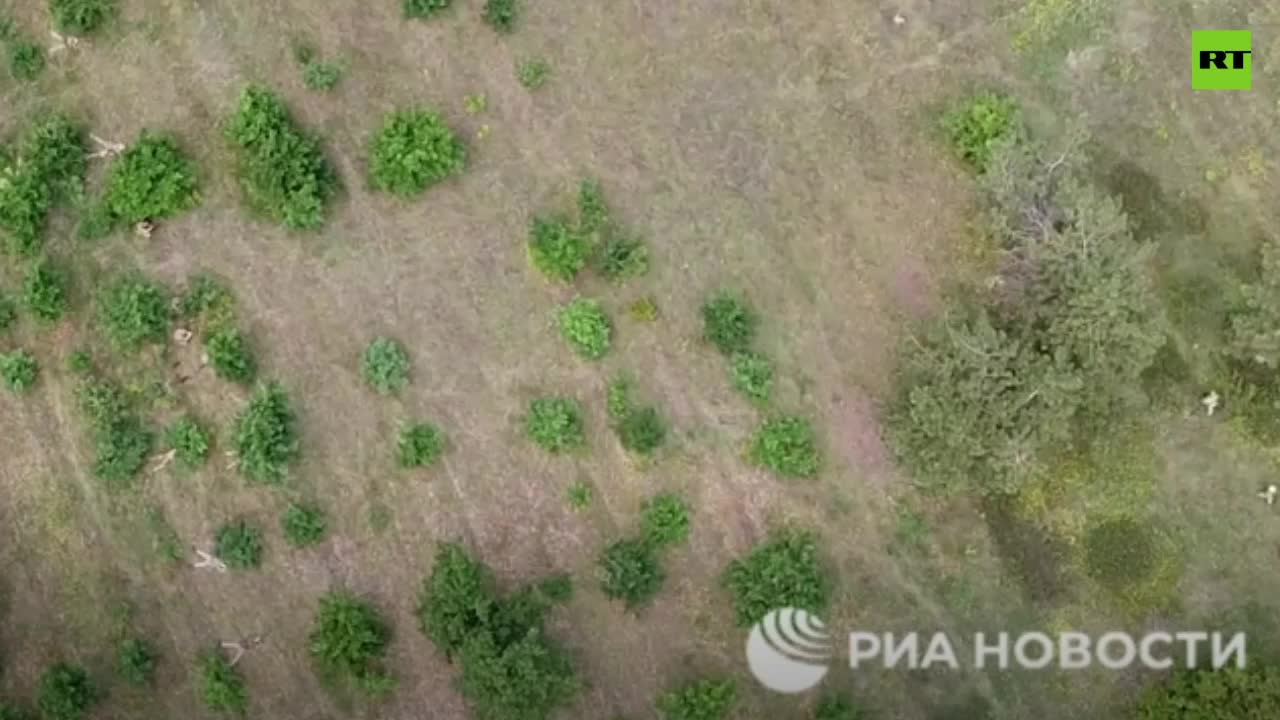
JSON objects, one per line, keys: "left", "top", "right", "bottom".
{"left": 746, "top": 608, "right": 832, "bottom": 693}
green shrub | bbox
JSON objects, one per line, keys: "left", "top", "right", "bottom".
{"left": 1084, "top": 516, "right": 1157, "bottom": 591}
{"left": 641, "top": 492, "right": 691, "bottom": 548}
{"left": 942, "top": 92, "right": 1020, "bottom": 172}
{"left": 528, "top": 215, "right": 589, "bottom": 282}
{"left": 0, "top": 293, "right": 15, "bottom": 330}
{"left": 577, "top": 178, "right": 610, "bottom": 234}
{"left": 701, "top": 292, "right": 757, "bottom": 355}
{"left": 416, "top": 542, "right": 498, "bottom": 657}
{"left": 9, "top": 41, "right": 44, "bottom": 81}
{"left": 628, "top": 295, "right": 659, "bottom": 322}
{"left": 362, "top": 337, "right": 411, "bottom": 394}
{"left": 100, "top": 133, "right": 199, "bottom": 225}
{"left": 180, "top": 273, "right": 234, "bottom": 321}
{"left": 97, "top": 276, "right": 171, "bottom": 349}
{"left": 0, "top": 349, "right": 38, "bottom": 392}
{"left": 750, "top": 415, "right": 820, "bottom": 478}
{"left": 814, "top": 695, "right": 863, "bottom": 720}
{"left": 309, "top": 590, "right": 394, "bottom": 697}
{"left": 599, "top": 537, "right": 665, "bottom": 609}
{"left": 724, "top": 528, "right": 829, "bottom": 626}
{"left": 482, "top": 0, "right": 518, "bottom": 33}
{"left": 75, "top": 201, "right": 115, "bottom": 241}
{"left": 1135, "top": 666, "right": 1280, "bottom": 719}
{"left": 397, "top": 422, "right": 446, "bottom": 468}
{"left": 456, "top": 629, "right": 579, "bottom": 720}
{"left": 282, "top": 502, "right": 328, "bottom": 547}
{"left": 302, "top": 60, "right": 343, "bottom": 92}
{"left": 557, "top": 298, "right": 612, "bottom": 359}
{"left": 606, "top": 375, "right": 632, "bottom": 422}
{"left": 368, "top": 108, "right": 466, "bottom": 197}
{"left": 404, "top": 0, "right": 450, "bottom": 19}
{"left": 49, "top": 0, "right": 115, "bottom": 34}
{"left": 619, "top": 406, "right": 666, "bottom": 455}
{"left": 594, "top": 235, "right": 649, "bottom": 281}
{"left": 66, "top": 349, "right": 92, "bottom": 374}
{"left": 225, "top": 85, "right": 337, "bottom": 230}
{"left": 0, "top": 114, "right": 86, "bottom": 255}
{"left": 76, "top": 376, "right": 152, "bottom": 487}
{"left": 117, "top": 637, "right": 157, "bottom": 685}
{"left": 206, "top": 325, "right": 256, "bottom": 384}
{"left": 214, "top": 519, "right": 264, "bottom": 570}
{"left": 656, "top": 678, "right": 736, "bottom": 720}
{"left": 36, "top": 662, "right": 97, "bottom": 720}
{"left": 525, "top": 397, "right": 585, "bottom": 453}
{"left": 729, "top": 352, "right": 773, "bottom": 402}
{"left": 166, "top": 416, "right": 211, "bottom": 468}
{"left": 516, "top": 58, "right": 550, "bottom": 90}
{"left": 0, "top": 701, "right": 34, "bottom": 720}
{"left": 567, "top": 480, "right": 592, "bottom": 510}
{"left": 232, "top": 382, "right": 298, "bottom": 484}
{"left": 23, "top": 257, "right": 68, "bottom": 321}
{"left": 197, "top": 649, "right": 248, "bottom": 715}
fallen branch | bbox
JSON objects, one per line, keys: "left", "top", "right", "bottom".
{"left": 193, "top": 548, "right": 228, "bottom": 573}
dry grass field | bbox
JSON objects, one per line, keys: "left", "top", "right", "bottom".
{"left": 1, "top": 1, "right": 1279, "bottom": 719}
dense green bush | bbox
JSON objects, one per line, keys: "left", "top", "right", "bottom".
{"left": 232, "top": 382, "right": 298, "bottom": 484}
{"left": 9, "top": 41, "right": 44, "bottom": 81}
{"left": 416, "top": 542, "right": 497, "bottom": 657}
{"left": 730, "top": 352, "right": 773, "bottom": 402}
{"left": 0, "top": 293, "right": 16, "bottom": 331}
{"left": 598, "top": 537, "right": 665, "bottom": 609}
{"left": 49, "top": 0, "right": 115, "bottom": 34}
{"left": 0, "top": 701, "right": 33, "bottom": 720}
{"left": 180, "top": 273, "right": 234, "bottom": 320}
{"left": 595, "top": 235, "right": 649, "bottom": 281}
{"left": 456, "top": 629, "right": 578, "bottom": 720}
{"left": 0, "top": 349, "right": 38, "bottom": 392}
{"left": 1084, "top": 517, "right": 1157, "bottom": 591}
{"left": 76, "top": 376, "right": 152, "bottom": 487}
{"left": 617, "top": 406, "right": 666, "bottom": 455}
{"left": 557, "top": 298, "right": 612, "bottom": 359}
{"left": 750, "top": 415, "right": 820, "bottom": 478}
{"left": 397, "top": 421, "right": 446, "bottom": 468}
{"left": 528, "top": 215, "right": 590, "bottom": 282}
{"left": 368, "top": 108, "right": 466, "bottom": 196}
{"left": 942, "top": 92, "right": 1020, "bottom": 172}
{"left": 0, "top": 114, "right": 86, "bottom": 255}
{"left": 36, "top": 662, "right": 96, "bottom": 720}
{"left": 403, "top": 0, "right": 450, "bottom": 19}
{"left": 97, "top": 276, "right": 171, "bottom": 349}
{"left": 656, "top": 678, "right": 737, "bottom": 720}
{"left": 117, "top": 637, "right": 157, "bottom": 685}
{"left": 23, "top": 258, "right": 68, "bottom": 322}
{"left": 100, "top": 133, "right": 200, "bottom": 225}
{"left": 702, "top": 292, "right": 757, "bottom": 355}
{"left": 309, "top": 590, "right": 394, "bottom": 697}
{"left": 1228, "top": 240, "right": 1280, "bottom": 368}
{"left": 167, "top": 416, "right": 211, "bottom": 468}
{"left": 226, "top": 85, "right": 337, "bottom": 230}
{"left": 482, "top": 0, "right": 519, "bottom": 32}
{"left": 641, "top": 492, "right": 691, "bottom": 548}
{"left": 197, "top": 649, "right": 248, "bottom": 715}
{"left": 206, "top": 325, "right": 256, "bottom": 384}
{"left": 362, "top": 337, "right": 411, "bottom": 394}
{"left": 516, "top": 58, "right": 550, "bottom": 90}
{"left": 724, "top": 528, "right": 829, "bottom": 626}
{"left": 214, "top": 519, "right": 264, "bottom": 570}
{"left": 282, "top": 503, "right": 328, "bottom": 547}
{"left": 525, "top": 397, "right": 585, "bottom": 453}
{"left": 1135, "top": 666, "right": 1280, "bottom": 719}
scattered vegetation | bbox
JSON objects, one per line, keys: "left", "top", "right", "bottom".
{"left": 750, "top": 415, "right": 820, "bottom": 478}
{"left": 166, "top": 416, "right": 211, "bottom": 468}
{"left": 22, "top": 258, "right": 68, "bottom": 322}
{"left": 226, "top": 85, "right": 338, "bottom": 230}
{"left": 416, "top": 542, "right": 580, "bottom": 719}
{"left": 0, "top": 113, "right": 86, "bottom": 255}
{"left": 528, "top": 215, "right": 590, "bottom": 282}
{"left": 628, "top": 295, "right": 659, "bottom": 322}
{"left": 1084, "top": 516, "right": 1158, "bottom": 591}
{"left": 214, "top": 519, "right": 265, "bottom": 570}
{"left": 8, "top": 40, "right": 44, "bottom": 81}
{"left": 557, "top": 297, "right": 612, "bottom": 359}
{"left": 640, "top": 492, "right": 691, "bottom": 547}
{"left": 36, "top": 662, "right": 97, "bottom": 720}
{"left": 232, "top": 382, "right": 299, "bottom": 484}
{"left": 516, "top": 57, "right": 550, "bottom": 90}
{"left": 656, "top": 678, "right": 737, "bottom": 720}
{"left": 1135, "top": 666, "right": 1280, "bottom": 719}
{"left": 282, "top": 502, "right": 328, "bottom": 548}
{"left": 403, "top": 0, "right": 450, "bottom": 20}
{"left": 362, "top": 337, "right": 411, "bottom": 394}
{"left": 566, "top": 480, "right": 593, "bottom": 510}
{"left": 0, "top": 349, "right": 38, "bottom": 392}
{"left": 368, "top": 108, "right": 466, "bottom": 196}
{"left": 702, "top": 292, "right": 757, "bottom": 355}
{"left": 309, "top": 590, "right": 395, "bottom": 697}
{"left": 482, "top": 0, "right": 518, "bottom": 33}
{"left": 724, "top": 528, "right": 829, "bottom": 626}
{"left": 599, "top": 537, "right": 665, "bottom": 609}
{"left": 397, "top": 421, "right": 446, "bottom": 468}
{"left": 293, "top": 43, "right": 344, "bottom": 92}
{"left": 97, "top": 276, "right": 171, "bottom": 349}
{"left": 604, "top": 374, "right": 667, "bottom": 455}
{"left": 528, "top": 179, "right": 648, "bottom": 284}
{"left": 65, "top": 348, "right": 92, "bottom": 374}
{"left": 0, "top": 293, "right": 16, "bottom": 331}
{"left": 197, "top": 648, "right": 248, "bottom": 715}
{"left": 942, "top": 92, "right": 1020, "bottom": 172}
{"left": 99, "top": 133, "right": 200, "bottom": 226}
{"left": 815, "top": 695, "right": 864, "bottom": 720}
{"left": 206, "top": 326, "right": 256, "bottom": 384}
{"left": 116, "top": 637, "right": 157, "bottom": 685}
{"left": 729, "top": 352, "right": 774, "bottom": 402}
{"left": 49, "top": 0, "right": 116, "bottom": 35}
{"left": 525, "top": 397, "right": 585, "bottom": 453}
{"left": 75, "top": 376, "right": 152, "bottom": 487}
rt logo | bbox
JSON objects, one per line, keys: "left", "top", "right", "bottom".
{"left": 1193, "top": 30, "right": 1252, "bottom": 90}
